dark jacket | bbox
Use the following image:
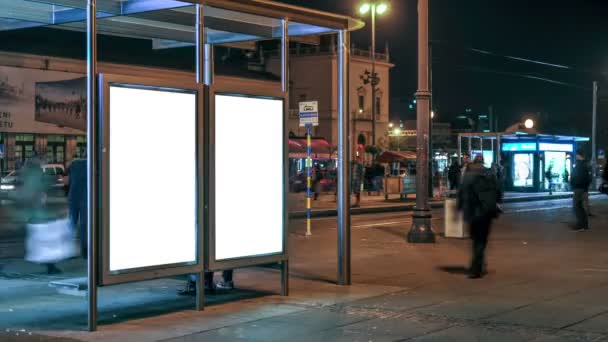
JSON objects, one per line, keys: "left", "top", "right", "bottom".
{"left": 458, "top": 162, "right": 502, "bottom": 223}
{"left": 570, "top": 159, "right": 591, "bottom": 190}
{"left": 603, "top": 161, "right": 608, "bottom": 182}
{"left": 68, "top": 159, "right": 87, "bottom": 204}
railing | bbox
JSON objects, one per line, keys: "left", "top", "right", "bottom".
{"left": 351, "top": 48, "right": 389, "bottom": 62}
{"left": 267, "top": 47, "right": 389, "bottom": 62}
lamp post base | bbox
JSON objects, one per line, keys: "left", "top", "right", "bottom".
{"left": 408, "top": 208, "right": 435, "bottom": 243}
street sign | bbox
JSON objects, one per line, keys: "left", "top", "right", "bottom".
{"left": 299, "top": 101, "right": 318, "bottom": 127}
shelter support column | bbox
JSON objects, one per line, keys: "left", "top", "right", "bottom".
{"left": 195, "top": 3, "right": 206, "bottom": 311}
{"left": 281, "top": 18, "right": 290, "bottom": 295}
{"left": 86, "top": 0, "right": 99, "bottom": 332}
{"left": 337, "top": 29, "right": 351, "bottom": 285}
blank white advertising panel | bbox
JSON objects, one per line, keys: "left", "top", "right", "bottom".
{"left": 215, "top": 94, "right": 284, "bottom": 260}
{"left": 109, "top": 85, "right": 197, "bottom": 272}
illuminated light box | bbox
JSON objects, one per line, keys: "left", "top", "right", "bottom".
{"left": 214, "top": 94, "right": 284, "bottom": 261}
{"left": 108, "top": 85, "right": 197, "bottom": 272}
{"left": 502, "top": 142, "right": 537, "bottom": 152}
{"left": 539, "top": 143, "right": 573, "bottom": 152}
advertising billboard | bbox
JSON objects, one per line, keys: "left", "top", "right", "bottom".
{"left": 0, "top": 66, "right": 85, "bottom": 134}
{"left": 108, "top": 85, "right": 197, "bottom": 272}
{"left": 35, "top": 77, "right": 87, "bottom": 131}
{"left": 214, "top": 94, "right": 284, "bottom": 261}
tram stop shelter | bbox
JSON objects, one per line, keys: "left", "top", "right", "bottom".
{"left": 0, "top": 0, "right": 363, "bottom": 331}
{"left": 458, "top": 131, "right": 589, "bottom": 192}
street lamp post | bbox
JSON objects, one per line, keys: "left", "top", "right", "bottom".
{"left": 408, "top": 0, "right": 435, "bottom": 243}
{"left": 360, "top": 1, "right": 388, "bottom": 147}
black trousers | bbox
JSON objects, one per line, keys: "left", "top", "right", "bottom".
{"left": 573, "top": 189, "right": 589, "bottom": 229}
{"left": 469, "top": 215, "right": 493, "bottom": 275}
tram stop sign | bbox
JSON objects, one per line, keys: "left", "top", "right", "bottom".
{"left": 299, "top": 101, "right": 318, "bottom": 127}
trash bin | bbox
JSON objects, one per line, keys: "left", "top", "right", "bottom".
{"left": 444, "top": 193, "right": 467, "bottom": 238}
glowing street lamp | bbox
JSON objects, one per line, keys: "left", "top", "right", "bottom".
{"left": 524, "top": 118, "right": 534, "bottom": 129}
{"left": 358, "top": 1, "right": 389, "bottom": 147}
{"left": 359, "top": 2, "right": 371, "bottom": 14}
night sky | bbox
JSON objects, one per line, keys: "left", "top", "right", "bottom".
{"left": 278, "top": 0, "right": 608, "bottom": 145}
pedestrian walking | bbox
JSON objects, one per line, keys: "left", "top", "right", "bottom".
{"left": 545, "top": 165, "right": 554, "bottom": 195}
{"left": 562, "top": 167, "right": 570, "bottom": 191}
{"left": 351, "top": 155, "right": 364, "bottom": 208}
{"left": 67, "top": 155, "right": 88, "bottom": 258}
{"left": 312, "top": 164, "right": 322, "bottom": 200}
{"left": 458, "top": 155, "right": 502, "bottom": 279}
{"left": 19, "top": 154, "right": 68, "bottom": 274}
{"left": 570, "top": 150, "right": 591, "bottom": 231}
{"left": 448, "top": 161, "right": 461, "bottom": 190}
{"left": 178, "top": 270, "right": 234, "bottom": 296}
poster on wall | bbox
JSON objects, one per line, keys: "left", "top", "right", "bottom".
{"left": 513, "top": 153, "right": 534, "bottom": 187}
{"left": 0, "top": 66, "right": 85, "bottom": 134}
{"left": 214, "top": 94, "right": 284, "bottom": 261}
{"left": 108, "top": 85, "right": 197, "bottom": 272}
{"left": 35, "top": 77, "right": 87, "bottom": 131}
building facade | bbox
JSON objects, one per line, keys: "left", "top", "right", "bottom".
{"left": 266, "top": 41, "right": 394, "bottom": 157}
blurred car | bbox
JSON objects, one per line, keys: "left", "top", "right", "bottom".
{"left": 0, "top": 164, "right": 66, "bottom": 197}
{"left": 0, "top": 170, "right": 18, "bottom": 192}
{"left": 289, "top": 173, "right": 306, "bottom": 192}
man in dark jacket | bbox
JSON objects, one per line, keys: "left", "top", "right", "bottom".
{"left": 67, "top": 156, "right": 87, "bottom": 257}
{"left": 570, "top": 150, "right": 591, "bottom": 231}
{"left": 448, "top": 161, "right": 461, "bottom": 190}
{"left": 458, "top": 155, "right": 502, "bottom": 279}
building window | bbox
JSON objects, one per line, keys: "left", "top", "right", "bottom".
{"left": 358, "top": 95, "right": 365, "bottom": 113}
{"left": 375, "top": 97, "right": 381, "bottom": 118}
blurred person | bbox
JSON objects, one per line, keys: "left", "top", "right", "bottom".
{"left": 312, "top": 164, "right": 322, "bottom": 200}
{"left": 570, "top": 150, "right": 591, "bottom": 231}
{"left": 19, "top": 154, "right": 61, "bottom": 274}
{"left": 458, "top": 155, "right": 502, "bottom": 279}
{"left": 179, "top": 270, "right": 234, "bottom": 296}
{"left": 447, "top": 161, "right": 461, "bottom": 190}
{"left": 545, "top": 165, "right": 554, "bottom": 195}
{"left": 562, "top": 167, "right": 570, "bottom": 191}
{"left": 351, "top": 154, "right": 364, "bottom": 207}
{"left": 67, "top": 154, "right": 88, "bottom": 257}
{"left": 460, "top": 153, "right": 472, "bottom": 180}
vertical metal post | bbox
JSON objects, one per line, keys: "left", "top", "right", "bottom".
{"left": 457, "top": 135, "right": 462, "bottom": 164}
{"left": 281, "top": 18, "right": 290, "bottom": 296}
{"left": 479, "top": 137, "right": 483, "bottom": 160}
{"left": 86, "top": 0, "right": 98, "bottom": 332}
{"left": 281, "top": 260, "right": 289, "bottom": 296}
{"left": 408, "top": 0, "right": 435, "bottom": 243}
{"left": 281, "top": 19, "right": 289, "bottom": 94}
{"left": 337, "top": 30, "right": 351, "bottom": 285}
{"left": 306, "top": 124, "right": 312, "bottom": 237}
{"left": 592, "top": 81, "right": 598, "bottom": 182}
{"left": 195, "top": 3, "right": 205, "bottom": 311}
{"left": 371, "top": 4, "right": 377, "bottom": 146}
{"left": 491, "top": 138, "right": 494, "bottom": 164}
{"left": 497, "top": 135, "right": 502, "bottom": 165}
{"left": 468, "top": 137, "right": 472, "bottom": 156}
